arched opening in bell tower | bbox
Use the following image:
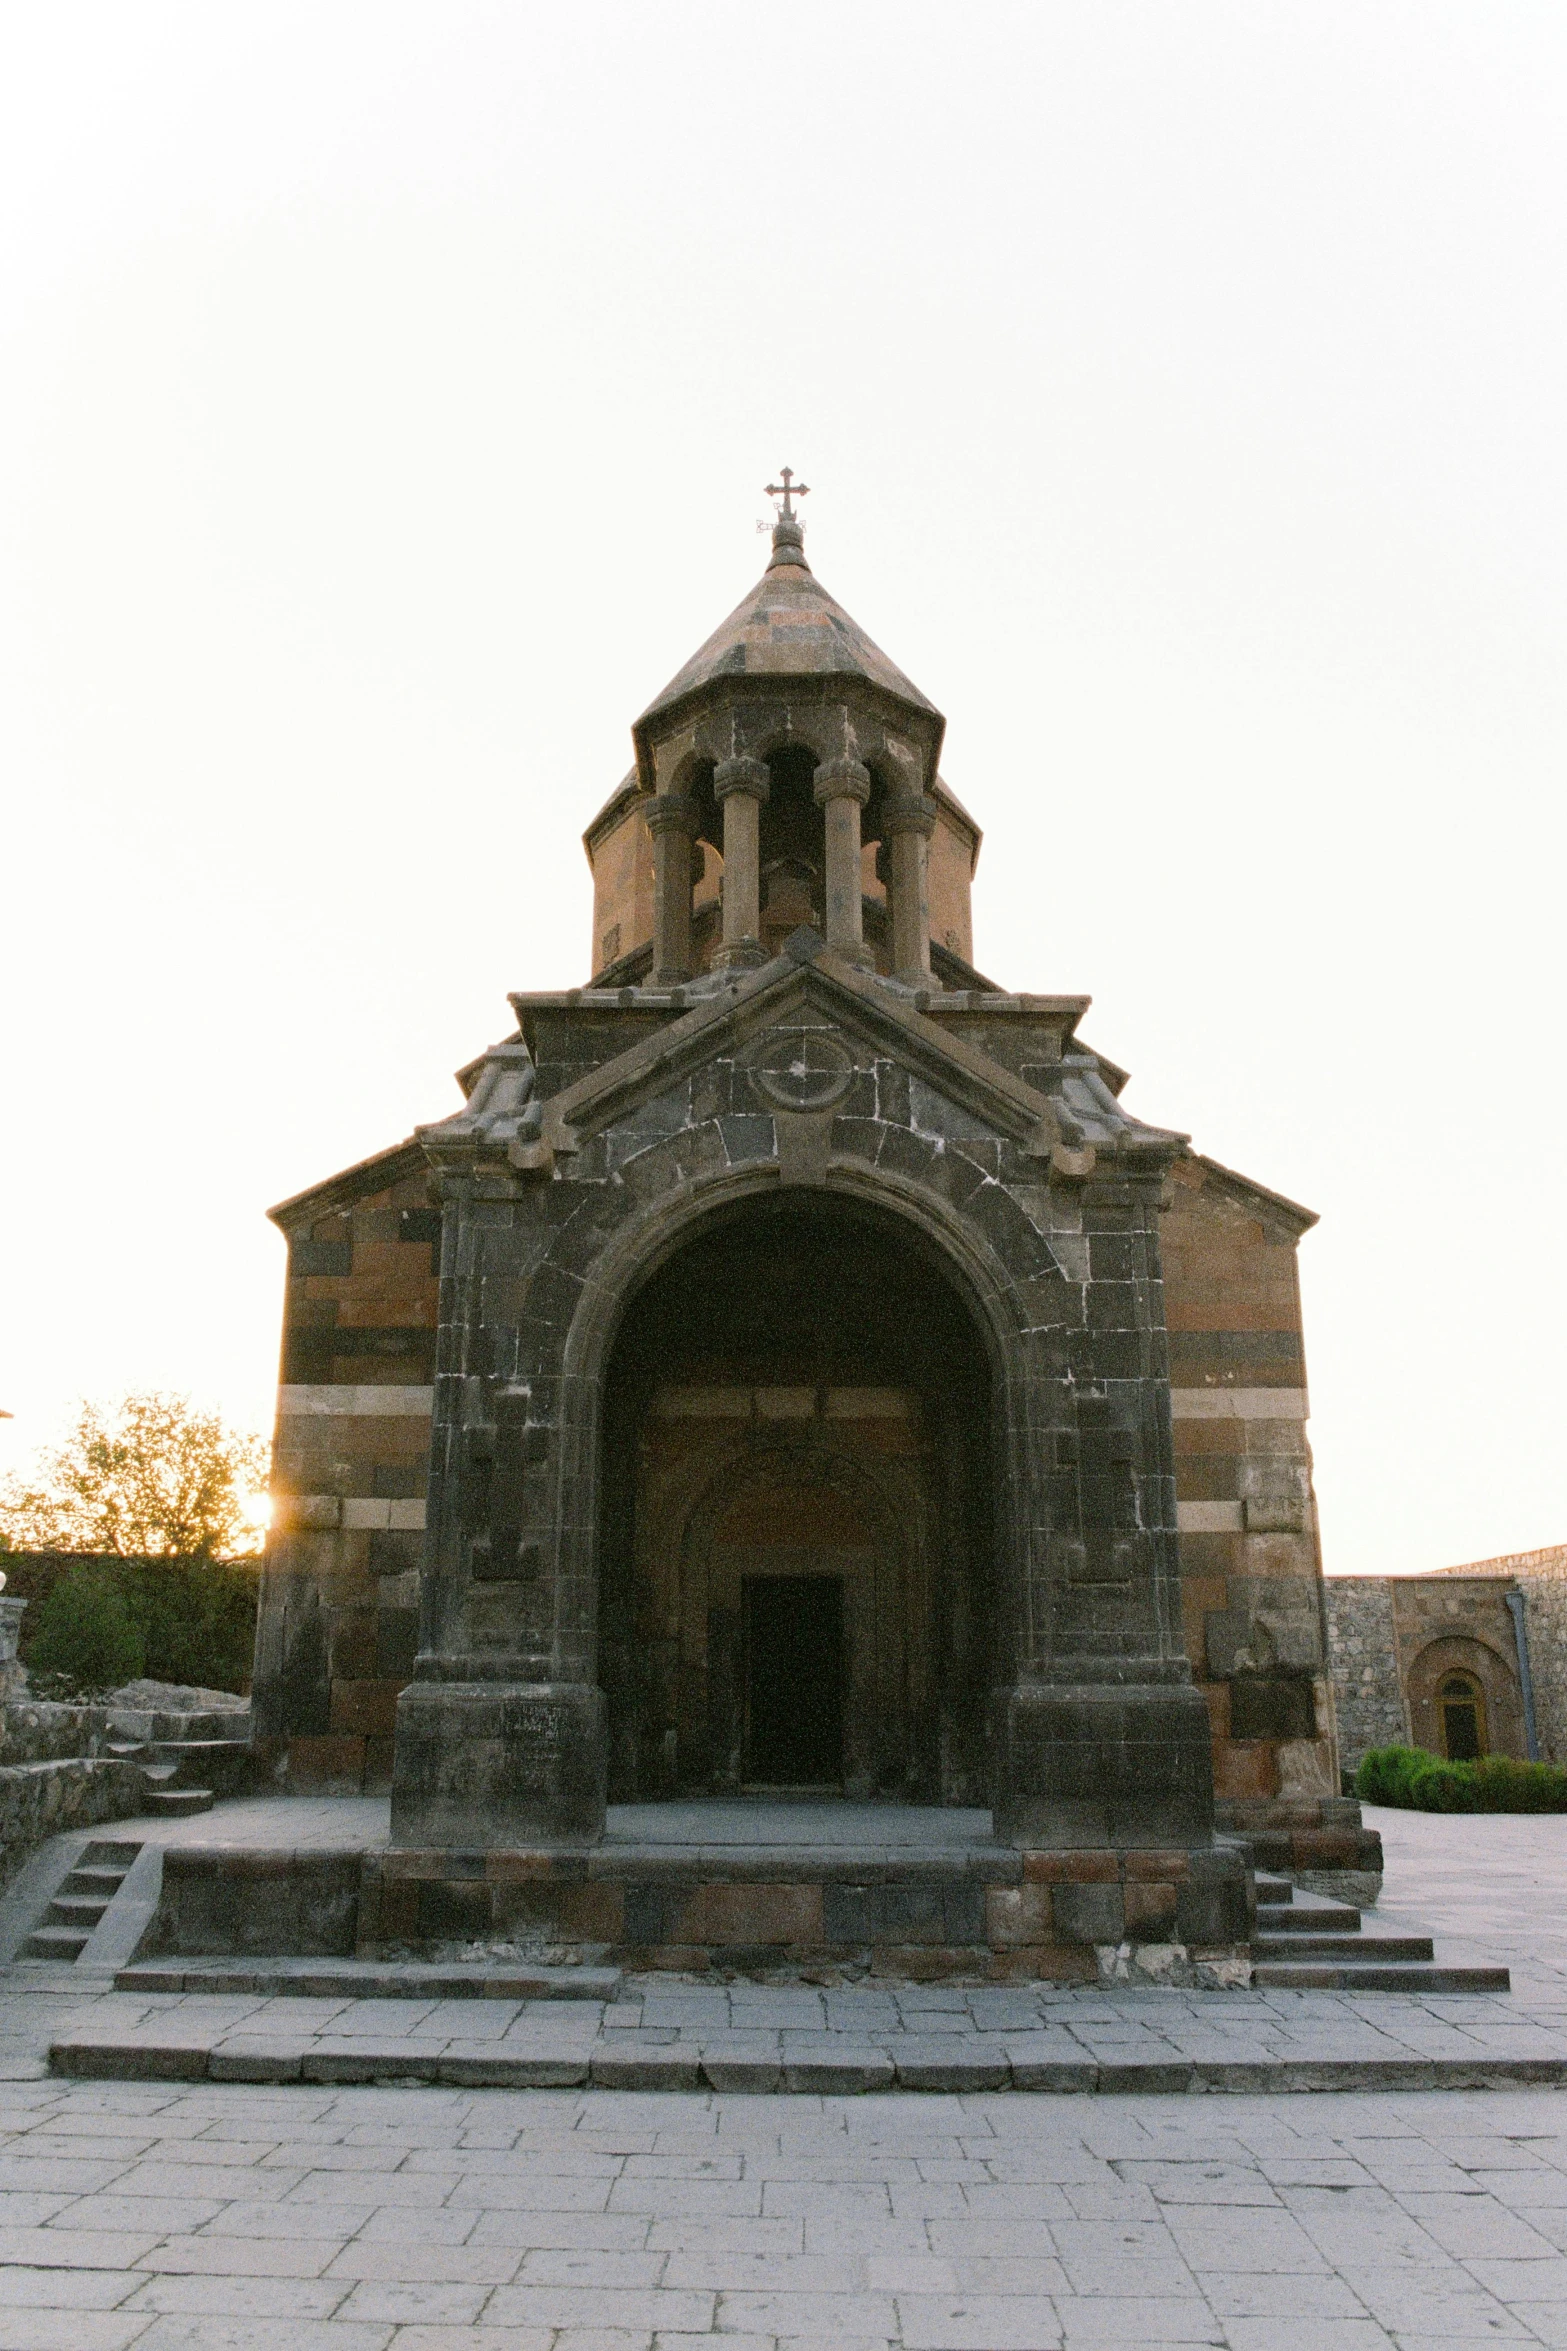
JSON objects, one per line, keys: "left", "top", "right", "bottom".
{"left": 597, "top": 1190, "right": 995, "bottom": 1804}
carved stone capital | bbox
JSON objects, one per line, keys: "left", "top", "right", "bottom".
{"left": 713, "top": 755, "right": 770, "bottom": 803}
{"left": 883, "top": 790, "right": 937, "bottom": 839}
{"left": 812, "top": 756, "right": 871, "bottom": 808}
{"left": 644, "top": 791, "right": 698, "bottom": 837}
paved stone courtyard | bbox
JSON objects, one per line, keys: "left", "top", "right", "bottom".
{"left": 1, "top": 1805, "right": 1567, "bottom": 2344}
{"left": 10, "top": 2079, "right": 1567, "bottom": 2347}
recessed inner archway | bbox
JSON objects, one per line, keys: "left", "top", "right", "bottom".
{"left": 598, "top": 1189, "right": 995, "bottom": 1803}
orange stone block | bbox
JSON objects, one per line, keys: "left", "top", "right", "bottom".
{"left": 1026, "top": 1945, "right": 1099, "bottom": 1984}
{"left": 1291, "top": 1831, "right": 1357, "bottom": 1869}
{"left": 1124, "top": 1880, "right": 1179, "bottom": 1933}
{"left": 329, "top": 1679, "right": 402, "bottom": 1738}
{"left": 1020, "top": 1850, "right": 1120, "bottom": 1884}
{"left": 1212, "top": 1739, "right": 1279, "bottom": 1800}
{"left": 1123, "top": 1851, "right": 1189, "bottom": 1880}
{"left": 485, "top": 1852, "right": 574, "bottom": 1882}
{"left": 494, "top": 1881, "right": 624, "bottom": 1940}
{"left": 671, "top": 1883, "right": 823, "bottom": 1947}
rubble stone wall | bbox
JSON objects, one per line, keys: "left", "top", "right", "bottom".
{"left": 0, "top": 1757, "right": 149, "bottom": 1892}
{"left": 1322, "top": 1579, "right": 1407, "bottom": 1771}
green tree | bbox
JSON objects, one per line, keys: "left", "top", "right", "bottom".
{"left": 0, "top": 1393, "right": 267, "bottom": 1559}
{"left": 25, "top": 1566, "right": 144, "bottom": 1693}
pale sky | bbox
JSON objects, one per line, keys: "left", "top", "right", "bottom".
{"left": 3, "top": 3, "right": 1564, "bottom": 1576}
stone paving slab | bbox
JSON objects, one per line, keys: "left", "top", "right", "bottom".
{"left": 5, "top": 2076, "right": 1567, "bottom": 2344}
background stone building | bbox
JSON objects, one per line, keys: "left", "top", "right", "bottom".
{"left": 253, "top": 497, "right": 1353, "bottom": 1886}
{"left": 1326, "top": 1544, "right": 1567, "bottom": 1776}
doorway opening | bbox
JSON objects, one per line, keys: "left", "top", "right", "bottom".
{"left": 743, "top": 1575, "right": 843, "bottom": 1787}
{"left": 1440, "top": 1671, "right": 1486, "bottom": 1761}
{"left": 598, "top": 1189, "right": 995, "bottom": 1802}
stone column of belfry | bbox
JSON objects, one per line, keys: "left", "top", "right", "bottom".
{"left": 712, "top": 755, "right": 769, "bottom": 968}
{"left": 646, "top": 791, "right": 697, "bottom": 982}
{"left": 884, "top": 791, "right": 937, "bottom": 983}
{"left": 813, "top": 756, "right": 873, "bottom": 965}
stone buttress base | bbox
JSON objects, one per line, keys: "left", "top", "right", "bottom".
{"left": 988, "top": 1680, "right": 1219, "bottom": 1850}
{"left": 389, "top": 1680, "right": 606, "bottom": 1849}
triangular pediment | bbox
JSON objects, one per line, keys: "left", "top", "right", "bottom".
{"left": 531, "top": 940, "right": 1176, "bottom": 1171}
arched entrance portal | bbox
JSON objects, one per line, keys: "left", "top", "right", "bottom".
{"left": 598, "top": 1191, "right": 995, "bottom": 1803}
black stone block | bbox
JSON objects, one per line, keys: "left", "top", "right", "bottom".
{"left": 1053, "top": 1882, "right": 1125, "bottom": 1944}
{"left": 376, "top": 1610, "right": 420, "bottom": 1679}
{"left": 281, "top": 1335, "right": 336, "bottom": 1384}
{"left": 416, "top": 1879, "right": 492, "bottom": 1940}
{"left": 367, "top": 1530, "right": 422, "bottom": 1577}
{"left": 1175, "top": 1862, "right": 1250, "bottom": 1946}
{"left": 291, "top": 1239, "right": 353, "bottom": 1277}
{"left": 1228, "top": 1674, "right": 1318, "bottom": 1741}
{"left": 623, "top": 1883, "right": 673, "bottom": 1943}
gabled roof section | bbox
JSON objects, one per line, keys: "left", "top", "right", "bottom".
{"left": 267, "top": 1138, "right": 426, "bottom": 1231}
{"left": 452, "top": 931, "right": 1186, "bottom": 1180}
{"left": 634, "top": 518, "right": 941, "bottom": 740}
{"left": 1179, "top": 1151, "right": 1318, "bottom": 1237}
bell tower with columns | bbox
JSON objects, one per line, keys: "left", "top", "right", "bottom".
{"left": 582, "top": 479, "right": 980, "bottom": 991}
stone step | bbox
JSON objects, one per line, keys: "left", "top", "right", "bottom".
{"left": 1253, "top": 1959, "right": 1511, "bottom": 1992}
{"left": 116, "top": 1957, "right": 625, "bottom": 2000}
{"left": 49, "top": 2028, "right": 1549, "bottom": 2093}
{"left": 16, "top": 1839, "right": 144, "bottom": 1968}
{"left": 143, "top": 1739, "right": 253, "bottom": 1792}
{"left": 1256, "top": 1900, "right": 1362, "bottom": 1932}
{"left": 1255, "top": 1874, "right": 1293, "bottom": 1903}
{"left": 45, "top": 1895, "right": 112, "bottom": 1927}
{"left": 63, "top": 1867, "right": 132, "bottom": 1896}
{"left": 1253, "top": 1933, "right": 1434, "bottom": 1962}
{"left": 145, "top": 1788, "right": 214, "bottom": 1816}
{"left": 23, "top": 1926, "right": 91, "bottom": 1960}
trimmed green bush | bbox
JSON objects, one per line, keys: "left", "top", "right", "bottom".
{"left": 1358, "top": 1743, "right": 1567, "bottom": 1813}
{"left": 1470, "top": 1754, "right": 1567, "bottom": 1811}
{"left": 25, "top": 1566, "right": 144, "bottom": 1694}
{"left": 1354, "top": 1745, "right": 1433, "bottom": 1806}
{"left": 1407, "top": 1761, "right": 1481, "bottom": 1811}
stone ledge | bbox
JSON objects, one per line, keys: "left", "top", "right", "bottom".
{"left": 115, "top": 1957, "right": 622, "bottom": 2000}
{"left": 51, "top": 2027, "right": 1567, "bottom": 2097}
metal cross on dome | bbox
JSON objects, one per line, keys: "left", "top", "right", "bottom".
{"left": 765, "top": 467, "right": 810, "bottom": 520}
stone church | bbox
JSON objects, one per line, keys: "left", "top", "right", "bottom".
{"left": 253, "top": 488, "right": 1377, "bottom": 1967}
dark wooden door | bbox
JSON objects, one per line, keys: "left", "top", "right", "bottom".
{"left": 742, "top": 1574, "right": 844, "bottom": 1786}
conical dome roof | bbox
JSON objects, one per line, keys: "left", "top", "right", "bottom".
{"left": 634, "top": 517, "right": 941, "bottom": 733}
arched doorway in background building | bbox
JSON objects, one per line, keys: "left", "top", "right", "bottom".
{"left": 1438, "top": 1671, "right": 1486, "bottom": 1761}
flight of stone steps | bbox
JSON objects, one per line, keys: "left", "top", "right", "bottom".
{"left": 1251, "top": 1870, "right": 1509, "bottom": 1992}
{"left": 102, "top": 1702, "right": 255, "bottom": 1819}
{"left": 22, "top": 1838, "right": 142, "bottom": 1961}
{"left": 101, "top": 1736, "right": 254, "bottom": 1817}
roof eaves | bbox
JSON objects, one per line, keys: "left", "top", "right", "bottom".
{"left": 266, "top": 1138, "right": 428, "bottom": 1231}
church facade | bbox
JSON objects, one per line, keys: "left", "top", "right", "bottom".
{"left": 253, "top": 496, "right": 1374, "bottom": 1958}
